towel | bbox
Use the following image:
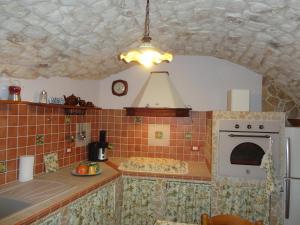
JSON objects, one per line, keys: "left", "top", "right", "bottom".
{"left": 260, "top": 137, "right": 276, "bottom": 196}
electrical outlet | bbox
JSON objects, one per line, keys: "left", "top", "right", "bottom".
{"left": 192, "top": 146, "right": 199, "bottom": 151}
{"left": 66, "top": 148, "right": 72, "bottom": 153}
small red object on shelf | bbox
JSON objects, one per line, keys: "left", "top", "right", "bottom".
{"left": 8, "top": 85, "right": 21, "bottom": 101}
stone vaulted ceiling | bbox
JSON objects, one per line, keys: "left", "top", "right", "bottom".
{"left": 1, "top": 0, "right": 300, "bottom": 105}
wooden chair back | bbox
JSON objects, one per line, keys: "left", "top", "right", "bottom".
{"left": 201, "top": 213, "right": 263, "bottom": 225}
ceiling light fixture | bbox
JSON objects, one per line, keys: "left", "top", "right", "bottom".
{"left": 119, "top": 0, "right": 173, "bottom": 68}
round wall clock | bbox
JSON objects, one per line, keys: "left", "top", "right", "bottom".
{"left": 112, "top": 80, "right": 128, "bottom": 96}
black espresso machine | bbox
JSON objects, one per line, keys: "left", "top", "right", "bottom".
{"left": 88, "top": 130, "right": 108, "bottom": 161}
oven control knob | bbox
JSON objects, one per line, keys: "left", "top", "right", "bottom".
{"left": 247, "top": 124, "right": 252, "bottom": 129}
{"left": 259, "top": 125, "right": 264, "bottom": 129}
{"left": 234, "top": 124, "right": 239, "bottom": 129}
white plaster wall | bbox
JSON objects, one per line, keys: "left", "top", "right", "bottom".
{"left": 99, "top": 56, "right": 263, "bottom": 111}
{"left": 0, "top": 56, "right": 262, "bottom": 111}
{"left": 0, "top": 76, "right": 101, "bottom": 104}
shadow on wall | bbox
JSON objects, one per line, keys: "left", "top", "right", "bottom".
{"left": 262, "top": 76, "right": 300, "bottom": 119}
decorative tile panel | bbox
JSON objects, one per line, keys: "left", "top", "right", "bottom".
{"left": 36, "top": 134, "right": 44, "bottom": 145}
{"left": 43, "top": 153, "right": 59, "bottom": 173}
{"left": 148, "top": 124, "right": 170, "bottom": 146}
{"left": 0, "top": 161, "right": 6, "bottom": 173}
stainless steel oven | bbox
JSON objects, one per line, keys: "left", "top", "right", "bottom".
{"left": 218, "top": 120, "right": 280, "bottom": 179}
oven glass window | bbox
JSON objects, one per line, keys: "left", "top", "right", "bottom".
{"left": 230, "top": 142, "right": 265, "bottom": 166}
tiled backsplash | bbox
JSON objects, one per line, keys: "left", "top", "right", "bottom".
{"left": 101, "top": 109, "right": 211, "bottom": 162}
{"left": 0, "top": 103, "right": 101, "bottom": 185}
{"left": 0, "top": 104, "right": 211, "bottom": 185}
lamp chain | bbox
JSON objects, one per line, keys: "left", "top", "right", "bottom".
{"left": 142, "top": 0, "right": 152, "bottom": 42}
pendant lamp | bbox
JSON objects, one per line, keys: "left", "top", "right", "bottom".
{"left": 119, "top": 0, "right": 173, "bottom": 68}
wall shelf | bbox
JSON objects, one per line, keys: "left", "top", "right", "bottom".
{"left": 124, "top": 107, "right": 192, "bottom": 117}
{"left": 0, "top": 100, "right": 101, "bottom": 115}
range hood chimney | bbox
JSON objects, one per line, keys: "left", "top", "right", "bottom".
{"left": 125, "top": 71, "right": 191, "bottom": 117}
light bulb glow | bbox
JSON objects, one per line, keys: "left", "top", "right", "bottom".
{"left": 120, "top": 43, "right": 173, "bottom": 68}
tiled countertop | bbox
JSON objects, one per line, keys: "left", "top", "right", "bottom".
{"left": 108, "top": 157, "right": 211, "bottom": 181}
{"left": 0, "top": 158, "right": 210, "bottom": 225}
{"left": 0, "top": 163, "right": 120, "bottom": 225}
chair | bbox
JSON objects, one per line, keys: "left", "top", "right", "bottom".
{"left": 201, "top": 213, "right": 263, "bottom": 225}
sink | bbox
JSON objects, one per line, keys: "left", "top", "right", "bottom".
{"left": 0, "top": 197, "right": 31, "bottom": 219}
{"left": 0, "top": 179, "right": 74, "bottom": 204}
{"left": 118, "top": 157, "right": 189, "bottom": 174}
{"left": 0, "top": 179, "right": 74, "bottom": 219}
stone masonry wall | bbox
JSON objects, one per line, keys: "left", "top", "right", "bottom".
{"left": 262, "top": 76, "right": 300, "bottom": 118}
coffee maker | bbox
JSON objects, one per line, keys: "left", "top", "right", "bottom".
{"left": 88, "top": 130, "right": 108, "bottom": 161}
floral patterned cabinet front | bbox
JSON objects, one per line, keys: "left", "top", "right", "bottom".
{"left": 121, "top": 177, "right": 157, "bottom": 225}
{"left": 34, "top": 181, "right": 117, "bottom": 225}
{"left": 164, "top": 181, "right": 211, "bottom": 224}
{"left": 211, "top": 181, "right": 270, "bottom": 225}
{"left": 121, "top": 177, "right": 211, "bottom": 225}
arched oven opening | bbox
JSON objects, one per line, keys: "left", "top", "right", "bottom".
{"left": 230, "top": 142, "right": 265, "bottom": 166}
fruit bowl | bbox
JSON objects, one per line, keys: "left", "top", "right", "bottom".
{"left": 72, "top": 162, "right": 101, "bottom": 176}
{"left": 71, "top": 168, "right": 102, "bottom": 176}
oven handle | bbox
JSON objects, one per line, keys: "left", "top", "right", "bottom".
{"left": 228, "top": 134, "right": 270, "bottom": 138}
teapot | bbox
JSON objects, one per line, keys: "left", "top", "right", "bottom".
{"left": 78, "top": 98, "right": 86, "bottom": 107}
{"left": 64, "top": 94, "right": 79, "bottom": 106}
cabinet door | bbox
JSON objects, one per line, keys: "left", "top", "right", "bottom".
{"left": 67, "top": 183, "right": 115, "bottom": 225}
{"left": 164, "top": 181, "right": 211, "bottom": 224}
{"left": 121, "top": 177, "right": 156, "bottom": 225}
{"left": 215, "top": 184, "right": 269, "bottom": 224}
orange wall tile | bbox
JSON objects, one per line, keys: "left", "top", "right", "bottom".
{"left": 0, "top": 104, "right": 102, "bottom": 185}
{"left": 101, "top": 109, "right": 211, "bottom": 162}
{"left": 0, "top": 103, "right": 211, "bottom": 186}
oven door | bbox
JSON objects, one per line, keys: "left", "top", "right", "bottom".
{"left": 218, "top": 131, "right": 279, "bottom": 179}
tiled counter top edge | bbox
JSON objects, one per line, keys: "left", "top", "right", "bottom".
{"left": 107, "top": 157, "right": 211, "bottom": 181}
{"left": 0, "top": 163, "right": 121, "bottom": 225}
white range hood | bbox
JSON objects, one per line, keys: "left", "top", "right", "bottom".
{"left": 126, "top": 71, "right": 191, "bottom": 117}
{"left": 132, "top": 71, "right": 185, "bottom": 108}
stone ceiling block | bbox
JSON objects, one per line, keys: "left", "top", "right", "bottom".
{"left": 0, "top": 0, "right": 300, "bottom": 105}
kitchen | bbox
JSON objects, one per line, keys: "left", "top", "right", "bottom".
{"left": 0, "top": 0, "right": 300, "bottom": 225}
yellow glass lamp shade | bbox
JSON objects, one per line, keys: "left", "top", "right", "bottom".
{"left": 120, "top": 42, "right": 173, "bottom": 68}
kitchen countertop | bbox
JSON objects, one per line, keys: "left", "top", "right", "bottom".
{"left": 0, "top": 163, "right": 120, "bottom": 225}
{"left": 108, "top": 157, "right": 211, "bottom": 181}
{"left": 0, "top": 158, "right": 210, "bottom": 225}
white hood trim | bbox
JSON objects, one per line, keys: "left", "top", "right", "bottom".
{"left": 132, "top": 71, "right": 185, "bottom": 108}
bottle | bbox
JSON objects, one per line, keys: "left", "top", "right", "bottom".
{"left": 39, "top": 90, "right": 47, "bottom": 103}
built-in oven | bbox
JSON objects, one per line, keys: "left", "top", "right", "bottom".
{"left": 218, "top": 120, "right": 280, "bottom": 179}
